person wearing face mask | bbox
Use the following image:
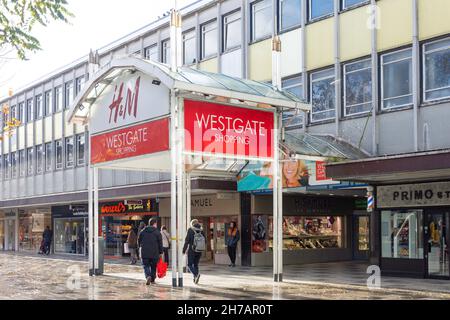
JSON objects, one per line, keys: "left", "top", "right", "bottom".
{"left": 225, "top": 221, "right": 240, "bottom": 267}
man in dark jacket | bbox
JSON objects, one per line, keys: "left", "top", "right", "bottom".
{"left": 138, "top": 218, "right": 163, "bottom": 285}
{"left": 183, "top": 219, "right": 205, "bottom": 284}
{"left": 42, "top": 226, "right": 52, "bottom": 255}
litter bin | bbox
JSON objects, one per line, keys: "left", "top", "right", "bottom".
{"left": 96, "top": 237, "right": 104, "bottom": 275}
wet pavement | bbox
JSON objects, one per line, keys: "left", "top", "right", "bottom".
{"left": 0, "top": 252, "right": 449, "bottom": 300}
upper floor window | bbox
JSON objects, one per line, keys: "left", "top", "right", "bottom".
{"left": 223, "top": 11, "right": 241, "bottom": 52}
{"left": 344, "top": 59, "right": 372, "bottom": 116}
{"left": 75, "top": 76, "right": 86, "bottom": 95}
{"left": 44, "top": 90, "right": 52, "bottom": 116}
{"left": 10, "top": 105, "right": 16, "bottom": 121}
{"left": 423, "top": 38, "right": 450, "bottom": 102}
{"left": 18, "top": 102, "right": 25, "bottom": 123}
{"left": 162, "top": 39, "right": 171, "bottom": 64}
{"left": 183, "top": 30, "right": 197, "bottom": 65}
{"left": 282, "top": 75, "right": 304, "bottom": 128}
{"left": 64, "top": 81, "right": 74, "bottom": 109}
{"left": 309, "top": 0, "right": 334, "bottom": 21}
{"left": 145, "top": 45, "right": 158, "bottom": 61}
{"left": 45, "top": 142, "right": 52, "bottom": 172}
{"left": 55, "top": 139, "right": 63, "bottom": 170}
{"left": 55, "top": 86, "right": 63, "bottom": 112}
{"left": 36, "top": 144, "right": 44, "bottom": 174}
{"left": 27, "top": 147, "right": 34, "bottom": 176}
{"left": 65, "top": 136, "right": 74, "bottom": 168}
{"left": 381, "top": 49, "right": 413, "bottom": 110}
{"left": 201, "top": 20, "right": 218, "bottom": 60}
{"left": 26, "top": 98, "right": 33, "bottom": 123}
{"left": 19, "top": 149, "right": 26, "bottom": 177}
{"left": 3, "top": 154, "right": 10, "bottom": 180}
{"left": 11, "top": 152, "right": 18, "bottom": 179}
{"left": 310, "top": 68, "right": 335, "bottom": 122}
{"left": 35, "top": 94, "right": 43, "bottom": 119}
{"left": 279, "top": 0, "right": 301, "bottom": 31}
{"left": 251, "top": 0, "right": 273, "bottom": 42}
{"left": 342, "top": 0, "right": 367, "bottom": 10}
{"left": 76, "top": 134, "right": 85, "bottom": 166}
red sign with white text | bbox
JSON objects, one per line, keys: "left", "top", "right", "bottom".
{"left": 184, "top": 99, "right": 274, "bottom": 159}
{"left": 316, "top": 161, "right": 328, "bottom": 181}
{"left": 90, "top": 118, "right": 169, "bottom": 164}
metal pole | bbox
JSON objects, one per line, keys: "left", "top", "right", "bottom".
{"left": 370, "top": 0, "right": 378, "bottom": 156}
{"left": 177, "top": 98, "right": 185, "bottom": 288}
{"left": 276, "top": 111, "right": 283, "bottom": 282}
{"left": 93, "top": 167, "right": 100, "bottom": 274}
{"left": 412, "top": 0, "right": 419, "bottom": 152}
{"left": 170, "top": 91, "right": 178, "bottom": 288}
{"left": 186, "top": 172, "right": 191, "bottom": 269}
{"left": 88, "top": 166, "right": 94, "bottom": 276}
{"left": 272, "top": 111, "right": 279, "bottom": 282}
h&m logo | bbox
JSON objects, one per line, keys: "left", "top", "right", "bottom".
{"left": 108, "top": 76, "right": 141, "bottom": 124}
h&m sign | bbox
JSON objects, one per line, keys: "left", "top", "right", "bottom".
{"left": 377, "top": 181, "right": 450, "bottom": 208}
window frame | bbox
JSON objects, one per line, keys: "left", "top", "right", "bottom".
{"left": 278, "top": 0, "right": 302, "bottom": 33}
{"left": 343, "top": 58, "right": 373, "bottom": 117}
{"left": 201, "top": 19, "right": 218, "bottom": 60}
{"left": 35, "top": 94, "right": 43, "bottom": 120}
{"left": 222, "top": 10, "right": 242, "bottom": 53}
{"left": 44, "top": 90, "right": 52, "bottom": 117}
{"left": 54, "top": 86, "right": 63, "bottom": 113}
{"left": 251, "top": 0, "right": 273, "bottom": 42}
{"left": 75, "top": 76, "right": 86, "bottom": 96}
{"left": 26, "top": 98, "right": 34, "bottom": 123}
{"left": 76, "top": 134, "right": 86, "bottom": 167}
{"left": 45, "top": 142, "right": 53, "bottom": 172}
{"left": 308, "top": 0, "right": 334, "bottom": 22}
{"left": 36, "top": 144, "right": 44, "bottom": 175}
{"left": 341, "top": 0, "right": 369, "bottom": 10}
{"left": 55, "top": 139, "right": 63, "bottom": 170}
{"left": 310, "top": 68, "right": 336, "bottom": 123}
{"left": 11, "top": 151, "right": 18, "bottom": 179}
{"left": 64, "top": 81, "right": 74, "bottom": 109}
{"left": 161, "top": 39, "right": 171, "bottom": 64}
{"left": 18, "top": 102, "right": 25, "bottom": 125}
{"left": 182, "top": 29, "right": 197, "bottom": 66}
{"left": 3, "top": 153, "right": 11, "bottom": 180}
{"left": 380, "top": 48, "right": 413, "bottom": 111}
{"left": 144, "top": 44, "right": 158, "bottom": 61}
{"left": 65, "top": 136, "right": 74, "bottom": 169}
{"left": 19, "top": 149, "right": 26, "bottom": 177}
{"left": 27, "top": 147, "right": 34, "bottom": 176}
{"left": 423, "top": 37, "right": 450, "bottom": 103}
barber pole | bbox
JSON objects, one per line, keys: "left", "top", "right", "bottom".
{"left": 367, "top": 192, "right": 374, "bottom": 212}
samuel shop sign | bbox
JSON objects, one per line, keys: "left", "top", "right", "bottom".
{"left": 377, "top": 182, "right": 450, "bottom": 208}
{"left": 184, "top": 99, "right": 274, "bottom": 159}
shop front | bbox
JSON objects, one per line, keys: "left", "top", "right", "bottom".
{"left": 52, "top": 205, "right": 88, "bottom": 255}
{"left": 159, "top": 193, "right": 241, "bottom": 265}
{"left": 0, "top": 209, "right": 18, "bottom": 251}
{"left": 248, "top": 194, "right": 355, "bottom": 266}
{"left": 18, "top": 208, "right": 51, "bottom": 253}
{"left": 100, "top": 199, "right": 158, "bottom": 258}
{"left": 377, "top": 182, "right": 450, "bottom": 279}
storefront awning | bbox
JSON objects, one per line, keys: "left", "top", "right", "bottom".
{"left": 325, "top": 149, "right": 450, "bottom": 185}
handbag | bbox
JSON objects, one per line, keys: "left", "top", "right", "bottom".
{"left": 157, "top": 257, "right": 168, "bottom": 278}
{"left": 123, "top": 242, "right": 130, "bottom": 254}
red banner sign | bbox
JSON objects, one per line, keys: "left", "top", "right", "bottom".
{"left": 315, "top": 161, "right": 328, "bottom": 181}
{"left": 184, "top": 99, "right": 274, "bottom": 158}
{"left": 91, "top": 117, "right": 169, "bottom": 164}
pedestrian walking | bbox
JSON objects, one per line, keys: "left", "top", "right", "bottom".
{"left": 127, "top": 226, "right": 138, "bottom": 265}
{"left": 161, "top": 225, "right": 171, "bottom": 264}
{"left": 136, "top": 221, "right": 146, "bottom": 260}
{"left": 138, "top": 218, "right": 163, "bottom": 285}
{"left": 226, "top": 221, "right": 240, "bottom": 267}
{"left": 41, "top": 226, "right": 52, "bottom": 255}
{"left": 183, "top": 219, "right": 206, "bottom": 284}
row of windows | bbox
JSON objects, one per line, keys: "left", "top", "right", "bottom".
{"left": 282, "top": 37, "right": 450, "bottom": 126}
{"left": 0, "top": 134, "right": 85, "bottom": 180}
{"left": 3, "top": 76, "right": 86, "bottom": 125}
{"left": 139, "top": 0, "right": 369, "bottom": 67}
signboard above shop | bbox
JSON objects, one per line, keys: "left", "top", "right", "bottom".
{"left": 100, "top": 199, "right": 158, "bottom": 216}
{"left": 377, "top": 182, "right": 450, "bottom": 208}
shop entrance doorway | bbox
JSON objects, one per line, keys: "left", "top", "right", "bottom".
{"left": 5, "top": 219, "right": 16, "bottom": 251}
{"left": 425, "top": 210, "right": 449, "bottom": 279}
{"left": 353, "top": 215, "right": 370, "bottom": 260}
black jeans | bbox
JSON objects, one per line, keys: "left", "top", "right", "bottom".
{"left": 227, "top": 246, "right": 237, "bottom": 264}
{"left": 187, "top": 251, "right": 202, "bottom": 277}
{"left": 163, "top": 247, "right": 169, "bottom": 264}
{"left": 142, "top": 257, "right": 158, "bottom": 281}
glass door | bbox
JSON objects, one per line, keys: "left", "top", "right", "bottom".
{"left": 0, "top": 220, "right": 4, "bottom": 250}
{"left": 425, "top": 211, "right": 449, "bottom": 279}
{"left": 6, "top": 219, "right": 16, "bottom": 251}
{"left": 353, "top": 215, "right": 370, "bottom": 260}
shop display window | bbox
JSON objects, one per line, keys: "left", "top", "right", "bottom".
{"left": 210, "top": 216, "right": 238, "bottom": 255}
{"left": 19, "top": 211, "right": 51, "bottom": 252}
{"left": 54, "top": 218, "right": 86, "bottom": 255}
{"left": 381, "top": 210, "right": 424, "bottom": 259}
{"left": 358, "top": 216, "right": 370, "bottom": 251}
{"left": 252, "top": 215, "right": 345, "bottom": 252}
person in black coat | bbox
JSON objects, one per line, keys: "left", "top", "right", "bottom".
{"left": 42, "top": 226, "right": 52, "bottom": 255}
{"left": 138, "top": 218, "right": 163, "bottom": 285}
{"left": 183, "top": 219, "right": 205, "bottom": 284}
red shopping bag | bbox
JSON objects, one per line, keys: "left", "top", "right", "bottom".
{"left": 157, "top": 257, "right": 168, "bottom": 278}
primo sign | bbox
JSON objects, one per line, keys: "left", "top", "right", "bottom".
{"left": 377, "top": 181, "right": 450, "bottom": 208}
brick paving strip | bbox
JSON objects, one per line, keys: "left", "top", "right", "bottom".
{"left": 1, "top": 253, "right": 449, "bottom": 300}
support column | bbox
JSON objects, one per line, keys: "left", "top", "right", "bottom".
{"left": 88, "top": 166, "right": 94, "bottom": 276}
{"left": 273, "top": 110, "right": 282, "bottom": 282}
{"left": 170, "top": 92, "right": 178, "bottom": 288}
{"left": 93, "top": 166, "right": 102, "bottom": 275}
{"left": 185, "top": 172, "right": 192, "bottom": 272}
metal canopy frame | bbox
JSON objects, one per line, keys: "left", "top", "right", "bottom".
{"left": 68, "top": 56, "right": 296, "bottom": 287}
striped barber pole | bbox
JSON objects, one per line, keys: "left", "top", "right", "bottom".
{"left": 367, "top": 194, "right": 374, "bottom": 212}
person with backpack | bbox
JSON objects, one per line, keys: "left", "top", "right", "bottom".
{"left": 138, "top": 218, "right": 163, "bottom": 285}
{"left": 183, "top": 219, "right": 206, "bottom": 284}
{"left": 225, "top": 221, "right": 240, "bottom": 267}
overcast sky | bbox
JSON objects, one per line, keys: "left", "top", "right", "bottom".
{"left": 0, "top": 0, "right": 195, "bottom": 98}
